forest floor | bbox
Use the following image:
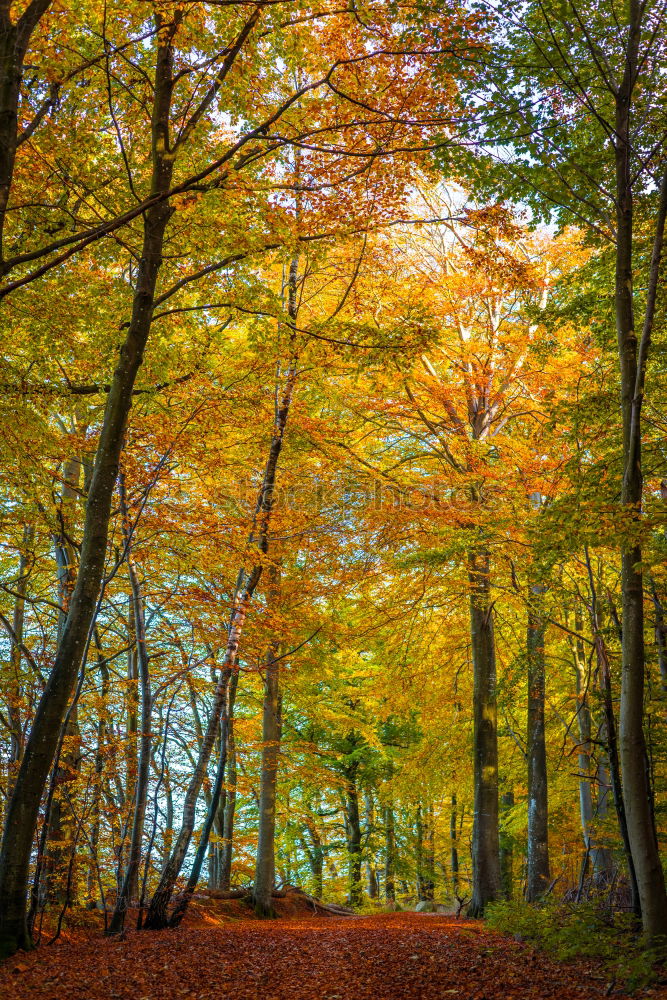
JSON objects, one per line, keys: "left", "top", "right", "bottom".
{"left": 2, "top": 907, "right": 666, "bottom": 1000}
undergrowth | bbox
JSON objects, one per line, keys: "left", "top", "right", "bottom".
{"left": 486, "top": 899, "right": 665, "bottom": 991}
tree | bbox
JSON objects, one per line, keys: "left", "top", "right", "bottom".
{"left": 454, "top": 0, "right": 667, "bottom": 937}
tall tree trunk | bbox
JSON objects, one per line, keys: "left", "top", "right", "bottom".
{"left": 162, "top": 763, "right": 173, "bottom": 870}
{"left": 87, "top": 647, "right": 109, "bottom": 908}
{"left": 583, "top": 549, "right": 640, "bottom": 910}
{"left": 42, "top": 456, "right": 83, "bottom": 906}
{"left": 6, "top": 524, "right": 33, "bottom": 794}
{"left": 219, "top": 691, "right": 238, "bottom": 891}
{"left": 207, "top": 699, "right": 229, "bottom": 892}
{"left": 364, "top": 792, "right": 378, "bottom": 900}
{"left": 253, "top": 577, "right": 282, "bottom": 918}
{"left": 416, "top": 804, "right": 424, "bottom": 900}
{"left": 416, "top": 804, "right": 435, "bottom": 901}
{"left": 468, "top": 547, "right": 500, "bottom": 917}
{"left": 42, "top": 710, "right": 81, "bottom": 906}
{"left": 426, "top": 804, "right": 435, "bottom": 900}
{"left": 596, "top": 635, "right": 641, "bottom": 914}
{"left": 307, "top": 828, "right": 324, "bottom": 900}
{"left": 449, "top": 794, "right": 459, "bottom": 896}
{"left": 499, "top": 789, "right": 514, "bottom": 900}
{"left": 0, "top": 10, "right": 179, "bottom": 957}
{"left": 343, "top": 753, "right": 362, "bottom": 908}
{"left": 526, "top": 580, "right": 550, "bottom": 901}
{"left": 384, "top": 804, "right": 396, "bottom": 902}
{"left": 591, "top": 747, "right": 614, "bottom": 881}
{"left": 109, "top": 475, "right": 152, "bottom": 933}
{"left": 572, "top": 609, "right": 611, "bottom": 879}
{"left": 124, "top": 593, "right": 138, "bottom": 885}
{"left": 250, "top": 251, "right": 300, "bottom": 908}
{"left": 614, "top": 21, "right": 667, "bottom": 940}
{"left": 207, "top": 714, "right": 227, "bottom": 891}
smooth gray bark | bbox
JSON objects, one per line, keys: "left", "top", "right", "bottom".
{"left": 384, "top": 804, "right": 396, "bottom": 902}
{"left": 109, "top": 475, "right": 152, "bottom": 933}
{"left": 6, "top": 524, "right": 33, "bottom": 791}
{"left": 499, "top": 789, "right": 514, "bottom": 900}
{"left": 219, "top": 691, "right": 238, "bottom": 891}
{"left": 526, "top": 582, "right": 550, "bottom": 901}
{"left": 449, "top": 793, "right": 459, "bottom": 895}
{"left": 468, "top": 547, "right": 500, "bottom": 917}
{"left": 252, "top": 591, "right": 282, "bottom": 918}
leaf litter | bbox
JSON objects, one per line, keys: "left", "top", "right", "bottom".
{"left": 1, "top": 912, "right": 664, "bottom": 1000}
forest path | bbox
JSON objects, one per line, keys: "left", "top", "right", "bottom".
{"left": 0, "top": 912, "right": 635, "bottom": 1000}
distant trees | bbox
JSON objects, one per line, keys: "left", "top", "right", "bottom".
{"left": 451, "top": 0, "right": 667, "bottom": 937}
{"left": 0, "top": 0, "right": 666, "bottom": 962}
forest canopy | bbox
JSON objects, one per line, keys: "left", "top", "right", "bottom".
{"left": 0, "top": 0, "right": 667, "bottom": 970}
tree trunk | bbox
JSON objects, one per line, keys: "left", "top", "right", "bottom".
{"left": 207, "top": 705, "right": 229, "bottom": 891}
{"left": 591, "top": 748, "right": 614, "bottom": 882}
{"left": 311, "top": 842, "right": 324, "bottom": 900}
{"left": 0, "top": 9, "right": 179, "bottom": 957}
{"left": 207, "top": 716, "right": 227, "bottom": 891}
{"left": 123, "top": 593, "right": 138, "bottom": 888}
{"left": 526, "top": 581, "right": 550, "bottom": 901}
{"left": 468, "top": 547, "right": 500, "bottom": 917}
{"left": 343, "top": 754, "right": 362, "bottom": 908}
{"left": 42, "top": 456, "right": 83, "bottom": 906}
{"left": 449, "top": 794, "right": 459, "bottom": 896}
{"left": 364, "top": 792, "right": 378, "bottom": 900}
{"left": 162, "top": 764, "right": 173, "bottom": 869}
{"left": 614, "top": 30, "right": 667, "bottom": 940}
{"left": 109, "top": 475, "right": 152, "bottom": 933}
{"left": 219, "top": 696, "right": 237, "bottom": 891}
{"left": 583, "top": 549, "right": 640, "bottom": 909}
{"left": 384, "top": 804, "right": 396, "bottom": 902}
{"left": 416, "top": 803, "right": 434, "bottom": 901}
{"left": 416, "top": 804, "right": 424, "bottom": 900}
{"left": 86, "top": 647, "right": 109, "bottom": 907}
{"left": 596, "top": 635, "right": 640, "bottom": 914}
{"left": 253, "top": 587, "right": 282, "bottom": 918}
{"left": 425, "top": 804, "right": 435, "bottom": 900}
{"left": 572, "top": 610, "right": 612, "bottom": 880}
{"left": 42, "top": 710, "right": 81, "bottom": 906}
{"left": 6, "top": 524, "right": 33, "bottom": 794}
{"left": 300, "top": 818, "right": 325, "bottom": 900}
{"left": 499, "top": 789, "right": 514, "bottom": 900}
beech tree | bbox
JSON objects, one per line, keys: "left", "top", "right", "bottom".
{"left": 1, "top": 0, "right": 667, "bottom": 973}
{"left": 452, "top": 0, "right": 667, "bottom": 937}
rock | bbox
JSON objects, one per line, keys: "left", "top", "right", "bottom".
{"left": 416, "top": 900, "right": 437, "bottom": 913}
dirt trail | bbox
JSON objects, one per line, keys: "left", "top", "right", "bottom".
{"left": 0, "top": 913, "right": 656, "bottom": 1000}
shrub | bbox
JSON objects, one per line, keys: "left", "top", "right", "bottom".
{"left": 486, "top": 898, "right": 662, "bottom": 990}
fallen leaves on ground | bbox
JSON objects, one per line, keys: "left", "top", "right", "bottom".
{"left": 1, "top": 913, "right": 664, "bottom": 1000}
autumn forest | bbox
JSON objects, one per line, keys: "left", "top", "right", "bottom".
{"left": 0, "top": 0, "right": 667, "bottom": 996}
